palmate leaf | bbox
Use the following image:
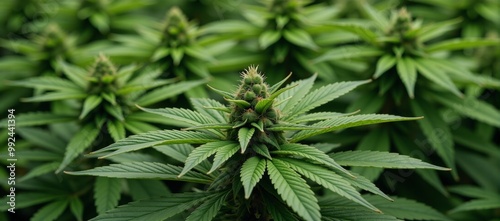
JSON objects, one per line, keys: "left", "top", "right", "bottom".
{"left": 283, "top": 28, "right": 319, "bottom": 50}
{"left": 190, "top": 98, "right": 227, "bottom": 124}
{"left": 319, "top": 197, "right": 399, "bottom": 221}
{"left": 180, "top": 141, "right": 237, "bottom": 177}
{"left": 314, "top": 46, "right": 383, "bottom": 63}
{"left": 414, "top": 58, "right": 463, "bottom": 97}
{"left": 135, "top": 80, "right": 205, "bottom": 106}
{"left": 208, "top": 143, "right": 239, "bottom": 174}
{"left": 262, "top": 191, "right": 300, "bottom": 221}
{"left": 365, "top": 195, "right": 452, "bottom": 221}
{"left": 140, "top": 107, "right": 217, "bottom": 127}
{"left": 31, "top": 199, "right": 69, "bottom": 221}
{"left": 431, "top": 94, "right": 500, "bottom": 128}
{"left": 280, "top": 158, "right": 380, "bottom": 212}
{"left": 90, "top": 192, "right": 212, "bottom": 221}
{"left": 411, "top": 99, "right": 456, "bottom": 176}
{"left": 240, "top": 156, "right": 267, "bottom": 199}
{"left": 285, "top": 80, "right": 370, "bottom": 119}
{"left": 154, "top": 144, "right": 214, "bottom": 174}
{"left": 289, "top": 111, "right": 359, "bottom": 123}
{"left": 290, "top": 114, "right": 420, "bottom": 142}
{"left": 335, "top": 171, "right": 392, "bottom": 201}
{"left": 69, "top": 197, "right": 84, "bottom": 221}
{"left": 93, "top": 130, "right": 219, "bottom": 158}
{"left": 272, "top": 143, "right": 352, "bottom": 177}
{"left": 9, "top": 76, "right": 83, "bottom": 92}
{"left": 396, "top": 57, "right": 417, "bottom": 98}
{"left": 425, "top": 38, "right": 500, "bottom": 53}
{"left": 449, "top": 198, "right": 500, "bottom": 213}
{"left": 186, "top": 190, "right": 230, "bottom": 221}
{"left": 267, "top": 159, "right": 321, "bottom": 221}
{"left": 238, "top": 127, "right": 255, "bottom": 153}
{"left": 127, "top": 180, "right": 170, "bottom": 201}
{"left": 277, "top": 74, "right": 316, "bottom": 115}
{"left": 66, "top": 162, "right": 212, "bottom": 184}
{"left": 94, "top": 177, "right": 121, "bottom": 214}
{"left": 330, "top": 150, "right": 450, "bottom": 170}
{"left": 79, "top": 95, "right": 103, "bottom": 119}
{"left": 56, "top": 124, "right": 101, "bottom": 173}
{"left": 374, "top": 55, "right": 396, "bottom": 79}
{"left": 22, "top": 91, "right": 88, "bottom": 102}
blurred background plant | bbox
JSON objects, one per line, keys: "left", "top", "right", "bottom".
{"left": 0, "top": 0, "right": 499, "bottom": 220}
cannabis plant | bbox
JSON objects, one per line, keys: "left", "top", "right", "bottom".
{"left": 315, "top": 3, "right": 500, "bottom": 182}
{"left": 68, "top": 66, "right": 450, "bottom": 221}
{"left": 203, "top": 0, "right": 345, "bottom": 82}
{"left": 4, "top": 54, "right": 204, "bottom": 173}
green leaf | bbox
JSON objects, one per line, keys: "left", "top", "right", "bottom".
{"left": 93, "top": 130, "right": 218, "bottom": 158}
{"left": 22, "top": 91, "right": 88, "bottom": 102}
{"left": 414, "top": 58, "right": 462, "bottom": 97}
{"left": 412, "top": 18, "right": 462, "bottom": 42}
{"left": 90, "top": 192, "right": 212, "bottom": 221}
{"left": 57, "top": 124, "right": 101, "bottom": 173}
{"left": 277, "top": 74, "right": 316, "bottom": 115}
{"left": 411, "top": 99, "right": 456, "bottom": 176}
{"left": 180, "top": 141, "right": 235, "bottom": 177}
{"left": 186, "top": 191, "right": 230, "bottom": 221}
{"left": 432, "top": 94, "right": 500, "bottom": 128}
{"left": 259, "top": 30, "right": 281, "bottom": 49}
{"left": 206, "top": 84, "right": 235, "bottom": 98}
{"left": 253, "top": 143, "right": 273, "bottom": 159}
{"left": 267, "top": 123, "right": 324, "bottom": 131}
{"left": 283, "top": 29, "right": 319, "bottom": 50}
{"left": 314, "top": 46, "right": 383, "bottom": 63}
{"left": 396, "top": 57, "right": 417, "bottom": 98}
{"left": 330, "top": 150, "right": 450, "bottom": 170}
{"left": 325, "top": 22, "right": 378, "bottom": 44}
{"left": 67, "top": 162, "right": 212, "bottom": 184}
{"left": 365, "top": 195, "right": 452, "bottom": 221}
{"left": 333, "top": 171, "right": 392, "bottom": 201}
{"left": 185, "top": 46, "right": 215, "bottom": 62}
{"left": 238, "top": 127, "right": 255, "bottom": 153}
{"left": 9, "top": 76, "right": 82, "bottom": 92}
{"left": 251, "top": 121, "right": 265, "bottom": 132}
{"left": 290, "top": 114, "right": 420, "bottom": 142}
{"left": 425, "top": 38, "right": 500, "bottom": 53}
{"left": 69, "top": 197, "right": 84, "bottom": 221}
{"left": 267, "top": 159, "right": 321, "bottom": 221}
{"left": 79, "top": 95, "right": 103, "bottom": 119}
{"left": 450, "top": 198, "right": 500, "bottom": 213}
{"left": 31, "top": 200, "right": 68, "bottom": 221}
{"left": 359, "top": 2, "right": 389, "bottom": 29}
{"left": 127, "top": 179, "right": 170, "bottom": 201}
{"left": 136, "top": 80, "right": 205, "bottom": 106}
{"left": 59, "top": 60, "right": 88, "bottom": 89}
{"left": 241, "top": 156, "right": 267, "bottom": 199}
{"left": 449, "top": 185, "right": 499, "bottom": 199}
{"left": 190, "top": 98, "right": 227, "bottom": 123}
{"left": 171, "top": 48, "right": 184, "bottom": 65}
{"left": 18, "top": 162, "right": 59, "bottom": 182}
{"left": 104, "top": 104, "right": 125, "bottom": 121}
{"left": 272, "top": 143, "right": 352, "bottom": 177}
{"left": 94, "top": 177, "right": 121, "bottom": 214}
{"left": 374, "top": 55, "right": 396, "bottom": 79}
{"left": 286, "top": 80, "right": 370, "bottom": 119}
{"left": 280, "top": 158, "right": 380, "bottom": 212}
{"left": 107, "top": 120, "right": 126, "bottom": 142}
{"left": 289, "top": 111, "right": 358, "bottom": 123}
{"left": 319, "top": 197, "right": 399, "bottom": 221}
{"left": 208, "top": 143, "right": 239, "bottom": 174}
{"left": 139, "top": 106, "right": 219, "bottom": 129}
{"left": 255, "top": 98, "right": 274, "bottom": 114}
{"left": 262, "top": 192, "right": 300, "bottom": 221}
{"left": 269, "top": 72, "right": 292, "bottom": 94}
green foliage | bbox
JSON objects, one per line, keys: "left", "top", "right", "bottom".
{"left": 68, "top": 67, "right": 449, "bottom": 220}
{"left": 2, "top": 1, "right": 499, "bottom": 220}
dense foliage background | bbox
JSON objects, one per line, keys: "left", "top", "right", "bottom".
{"left": 1, "top": 0, "right": 499, "bottom": 220}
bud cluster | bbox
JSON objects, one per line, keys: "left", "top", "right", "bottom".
{"left": 228, "top": 66, "right": 286, "bottom": 151}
